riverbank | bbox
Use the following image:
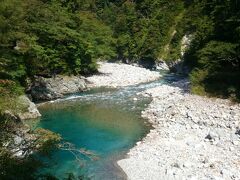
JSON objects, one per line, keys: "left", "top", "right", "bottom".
{"left": 86, "top": 62, "right": 161, "bottom": 88}
{"left": 118, "top": 79, "right": 240, "bottom": 179}
{"left": 31, "top": 62, "right": 161, "bottom": 102}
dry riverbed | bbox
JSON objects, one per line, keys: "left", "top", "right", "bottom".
{"left": 86, "top": 62, "right": 161, "bottom": 88}
{"left": 118, "top": 79, "right": 240, "bottom": 180}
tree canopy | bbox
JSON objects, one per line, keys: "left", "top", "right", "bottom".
{"left": 0, "top": 0, "right": 239, "bottom": 99}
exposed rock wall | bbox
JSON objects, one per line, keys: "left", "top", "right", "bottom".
{"left": 30, "top": 75, "right": 87, "bottom": 101}
{"left": 2, "top": 96, "right": 41, "bottom": 157}
{"left": 17, "top": 95, "right": 41, "bottom": 120}
{"left": 155, "top": 60, "right": 169, "bottom": 71}
{"left": 7, "top": 125, "right": 36, "bottom": 158}
{"left": 3, "top": 95, "right": 41, "bottom": 121}
{"left": 168, "top": 34, "right": 192, "bottom": 74}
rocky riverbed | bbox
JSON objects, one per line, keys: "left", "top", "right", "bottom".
{"left": 29, "top": 63, "right": 160, "bottom": 101}
{"left": 86, "top": 62, "right": 161, "bottom": 88}
{"left": 118, "top": 79, "right": 240, "bottom": 180}
{"left": 7, "top": 62, "right": 240, "bottom": 179}
{"left": 7, "top": 62, "right": 160, "bottom": 157}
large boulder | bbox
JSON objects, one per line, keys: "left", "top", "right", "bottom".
{"left": 17, "top": 95, "right": 41, "bottom": 120}
{"left": 30, "top": 75, "right": 87, "bottom": 101}
{"left": 155, "top": 60, "right": 169, "bottom": 71}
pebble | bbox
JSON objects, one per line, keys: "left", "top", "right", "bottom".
{"left": 86, "top": 62, "right": 161, "bottom": 88}
{"left": 118, "top": 78, "right": 240, "bottom": 180}
{"left": 232, "top": 140, "right": 238, "bottom": 145}
{"left": 183, "top": 161, "right": 193, "bottom": 168}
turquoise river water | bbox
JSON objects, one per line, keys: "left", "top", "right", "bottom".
{"left": 34, "top": 73, "right": 178, "bottom": 179}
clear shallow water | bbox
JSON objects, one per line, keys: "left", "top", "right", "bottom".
{"left": 35, "top": 72, "right": 179, "bottom": 179}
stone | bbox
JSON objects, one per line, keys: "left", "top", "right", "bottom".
{"left": 86, "top": 62, "right": 161, "bottom": 88}
{"left": 14, "top": 136, "right": 23, "bottom": 145}
{"left": 16, "top": 95, "right": 41, "bottom": 120}
{"left": 117, "top": 77, "right": 240, "bottom": 180}
{"left": 172, "top": 162, "right": 181, "bottom": 169}
{"left": 186, "top": 112, "right": 193, "bottom": 119}
{"left": 183, "top": 161, "right": 193, "bottom": 168}
{"left": 186, "top": 124, "right": 191, "bottom": 129}
{"left": 220, "top": 169, "right": 232, "bottom": 178}
{"left": 155, "top": 60, "right": 169, "bottom": 71}
{"left": 136, "top": 141, "right": 141, "bottom": 145}
{"left": 235, "top": 129, "right": 240, "bottom": 136}
{"left": 205, "top": 131, "right": 219, "bottom": 141}
{"left": 192, "top": 124, "right": 199, "bottom": 129}
{"left": 30, "top": 75, "right": 87, "bottom": 101}
{"left": 232, "top": 140, "right": 238, "bottom": 145}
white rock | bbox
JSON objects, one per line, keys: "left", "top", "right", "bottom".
{"left": 232, "top": 140, "right": 238, "bottom": 145}
{"left": 14, "top": 136, "right": 23, "bottom": 145}
{"left": 183, "top": 161, "right": 193, "bottom": 168}
{"left": 86, "top": 62, "right": 161, "bottom": 88}
{"left": 16, "top": 95, "right": 41, "bottom": 120}
{"left": 118, "top": 78, "right": 240, "bottom": 180}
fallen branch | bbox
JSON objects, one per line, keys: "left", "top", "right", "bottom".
{"left": 59, "top": 141, "right": 99, "bottom": 163}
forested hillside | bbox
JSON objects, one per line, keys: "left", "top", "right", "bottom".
{"left": 173, "top": 0, "right": 240, "bottom": 100}
{"left": 0, "top": 0, "right": 240, "bottom": 100}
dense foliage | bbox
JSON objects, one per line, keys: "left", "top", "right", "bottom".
{"left": 182, "top": 0, "right": 240, "bottom": 100}
{"left": 0, "top": 0, "right": 239, "bottom": 100}
{"left": 97, "top": 0, "right": 184, "bottom": 63}
{"left": 0, "top": 0, "right": 115, "bottom": 82}
{"left": 0, "top": 0, "right": 185, "bottom": 82}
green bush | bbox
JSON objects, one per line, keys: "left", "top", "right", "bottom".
{"left": 0, "top": 80, "right": 24, "bottom": 114}
{"left": 189, "top": 69, "right": 208, "bottom": 95}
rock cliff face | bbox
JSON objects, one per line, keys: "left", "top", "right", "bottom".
{"left": 153, "top": 60, "right": 169, "bottom": 71}
{"left": 30, "top": 75, "right": 87, "bottom": 101}
{"left": 8, "top": 125, "right": 36, "bottom": 158}
{"left": 168, "top": 34, "right": 192, "bottom": 74}
{"left": 3, "top": 95, "right": 41, "bottom": 121}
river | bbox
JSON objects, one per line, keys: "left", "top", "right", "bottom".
{"left": 35, "top": 72, "right": 178, "bottom": 179}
